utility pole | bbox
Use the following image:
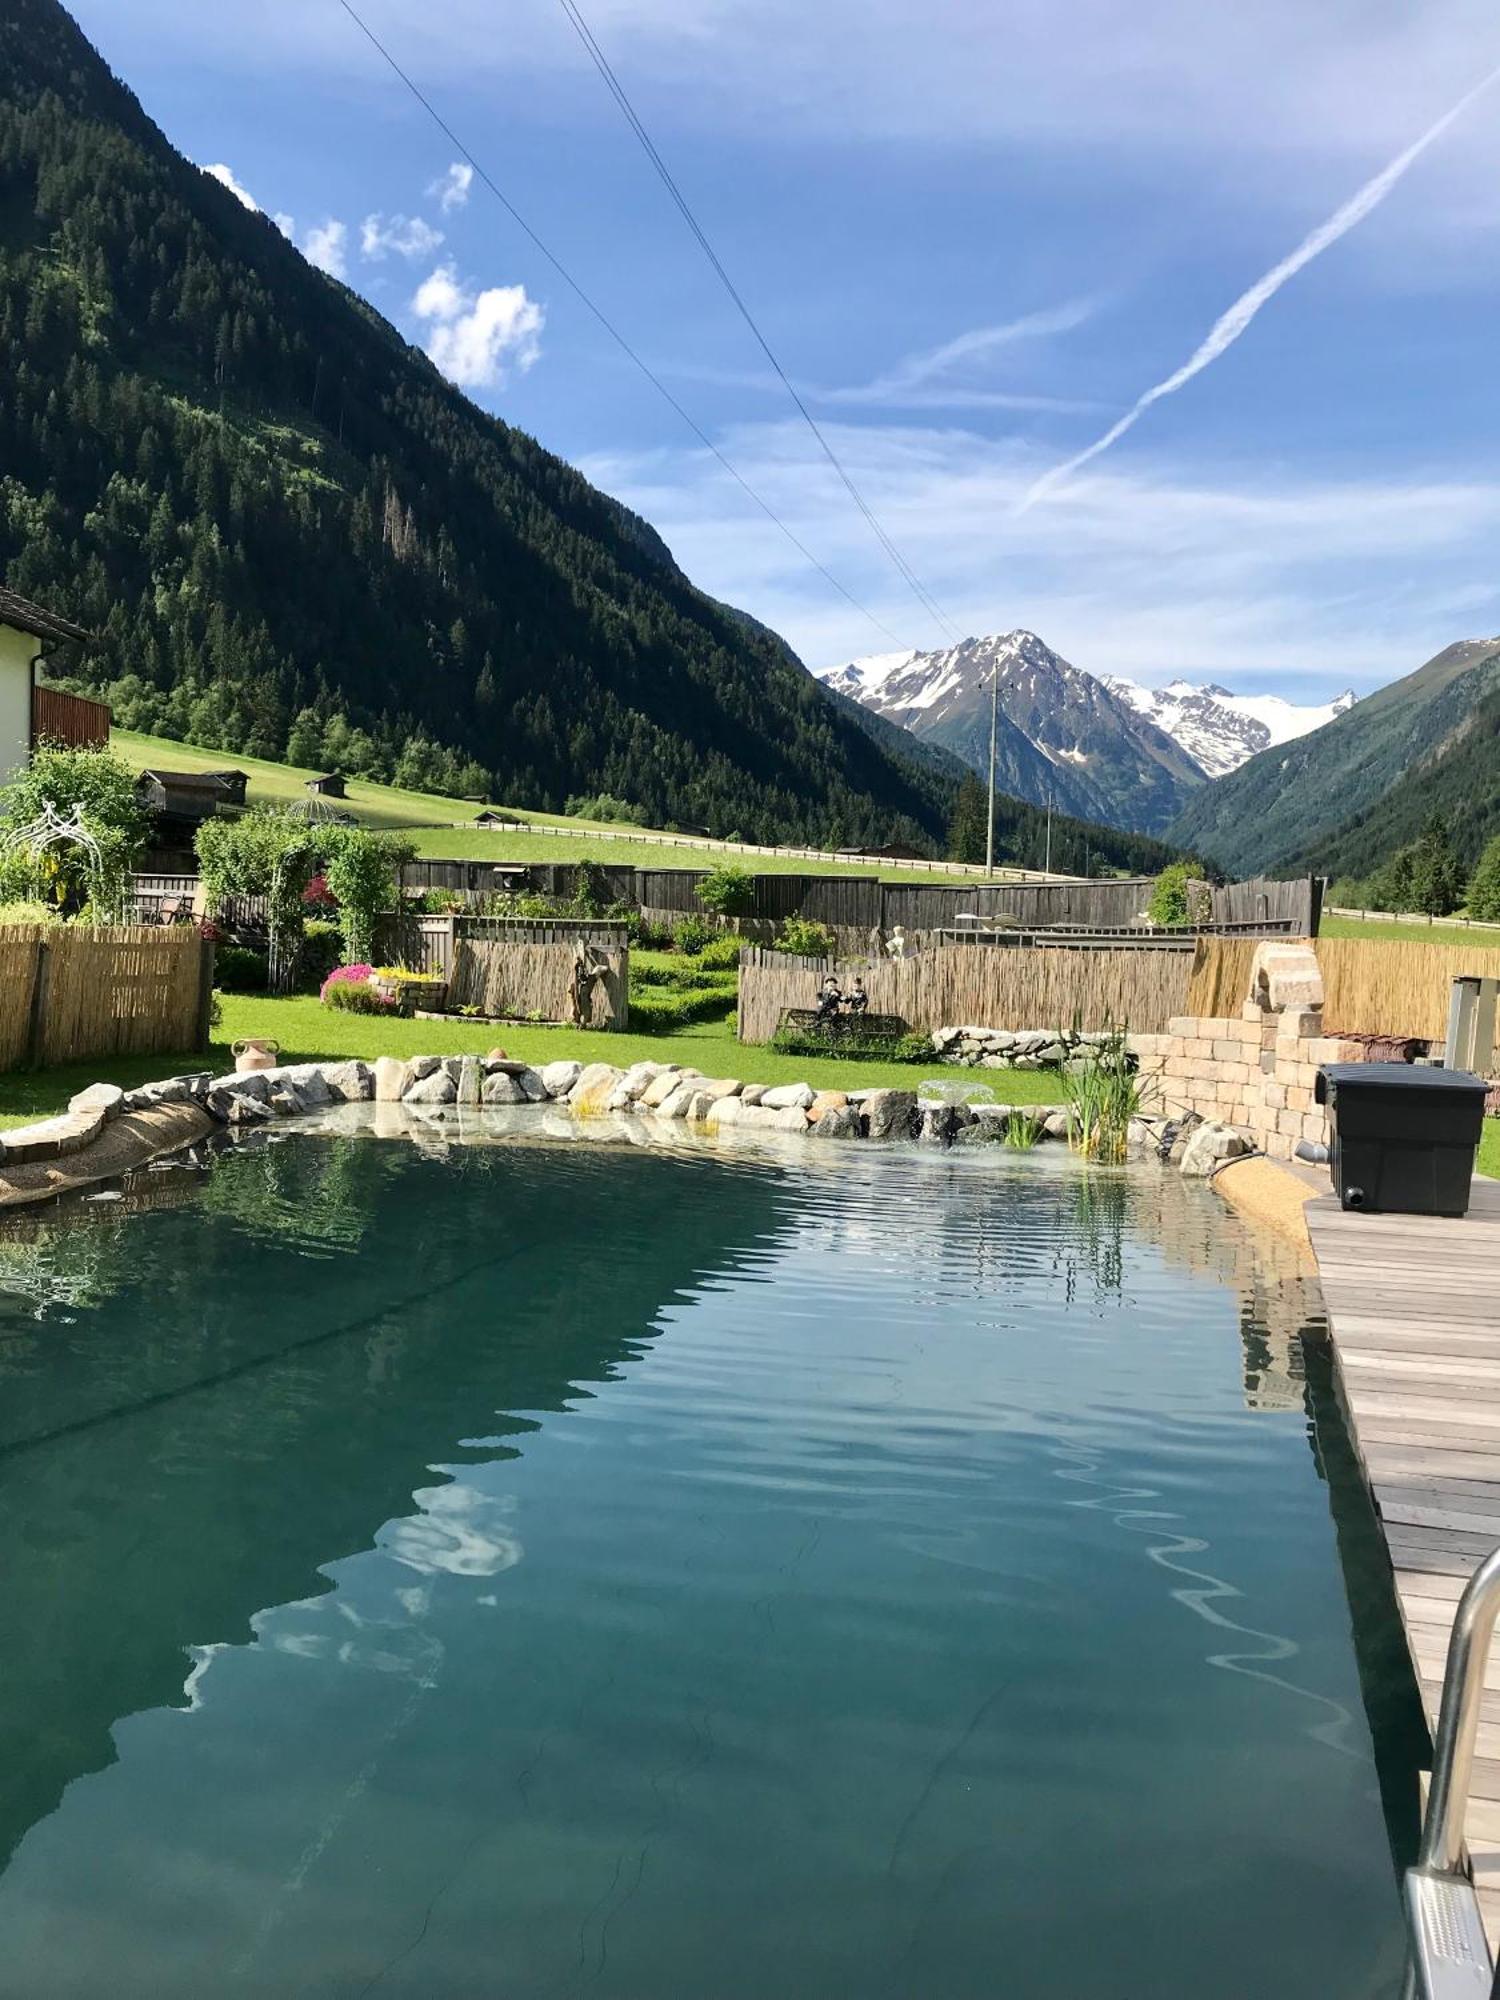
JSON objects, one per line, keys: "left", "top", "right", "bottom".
{"left": 985, "top": 670, "right": 999, "bottom": 876}
{"left": 983, "top": 673, "right": 1020, "bottom": 877}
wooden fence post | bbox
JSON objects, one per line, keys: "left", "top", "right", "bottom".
{"left": 195, "top": 933, "right": 217, "bottom": 1051}
{"left": 25, "top": 937, "right": 52, "bottom": 1071}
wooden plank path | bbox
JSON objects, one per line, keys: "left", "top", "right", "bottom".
{"left": 1306, "top": 1177, "right": 1500, "bottom": 1951}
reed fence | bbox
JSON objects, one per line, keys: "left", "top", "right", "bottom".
{"left": 0, "top": 925, "right": 212, "bottom": 1072}
{"left": 737, "top": 943, "right": 1197, "bottom": 1043}
{"left": 1185, "top": 934, "right": 1500, "bottom": 1041}
{"left": 376, "top": 914, "right": 629, "bottom": 1028}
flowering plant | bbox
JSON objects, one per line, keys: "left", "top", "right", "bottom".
{"left": 319, "top": 962, "right": 398, "bottom": 1013}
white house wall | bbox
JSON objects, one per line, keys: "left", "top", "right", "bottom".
{"left": 0, "top": 625, "right": 34, "bottom": 784}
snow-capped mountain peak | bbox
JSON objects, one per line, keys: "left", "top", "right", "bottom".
{"left": 818, "top": 629, "right": 1359, "bottom": 833}
{"left": 1102, "top": 675, "right": 1356, "bottom": 778}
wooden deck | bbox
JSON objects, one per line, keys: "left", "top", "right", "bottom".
{"left": 1306, "top": 1176, "right": 1500, "bottom": 1950}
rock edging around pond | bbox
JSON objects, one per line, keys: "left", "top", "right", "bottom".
{"left": 0, "top": 1054, "right": 1256, "bottom": 1208}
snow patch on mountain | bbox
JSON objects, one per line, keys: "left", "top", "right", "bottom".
{"left": 1103, "top": 676, "right": 1356, "bottom": 778}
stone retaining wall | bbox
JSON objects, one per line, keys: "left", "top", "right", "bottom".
{"left": 1131, "top": 1010, "right": 1372, "bottom": 1161}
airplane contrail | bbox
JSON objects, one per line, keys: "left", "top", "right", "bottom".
{"left": 1019, "top": 60, "right": 1500, "bottom": 512}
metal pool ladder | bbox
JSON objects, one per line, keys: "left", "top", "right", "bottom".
{"left": 1405, "top": 1545, "right": 1500, "bottom": 1998}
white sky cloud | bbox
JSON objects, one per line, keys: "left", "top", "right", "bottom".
{"left": 411, "top": 263, "right": 544, "bottom": 388}
{"left": 201, "top": 161, "right": 259, "bottom": 211}
{"left": 361, "top": 212, "right": 446, "bottom": 261}
{"left": 428, "top": 162, "right": 474, "bottom": 212}
{"left": 579, "top": 418, "right": 1500, "bottom": 691}
{"left": 302, "top": 218, "right": 349, "bottom": 280}
{"left": 820, "top": 303, "right": 1101, "bottom": 411}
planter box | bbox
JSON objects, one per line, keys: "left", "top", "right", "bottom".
{"left": 370, "top": 975, "right": 447, "bottom": 1017}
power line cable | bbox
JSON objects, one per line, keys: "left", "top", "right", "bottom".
{"left": 553, "top": 0, "right": 961, "bottom": 644}
{"left": 332, "top": 0, "right": 908, "bottom": 649}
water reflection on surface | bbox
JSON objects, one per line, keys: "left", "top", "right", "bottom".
{"left": 0, "top": 1126, "right": 1416, "bottom": 1998}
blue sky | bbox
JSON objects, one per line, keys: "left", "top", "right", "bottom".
{"left": 69, "top": 0, "right": 1500, "bottom": 696}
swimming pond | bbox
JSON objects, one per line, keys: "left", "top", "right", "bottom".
{"left": 0, "top": 1127, "right": 1421, "bottom": 1996}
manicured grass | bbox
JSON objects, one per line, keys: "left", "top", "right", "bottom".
{"left": 0, "top": 996, "right": 1066, "bottom": 1131}
{"left": 1321, "top": 914, "right": 1500, "bottom": 948}
{"left": 110, "top": 727, "right": 974, "bottom": 881}
{"left": 1479, "top": 1121, "right": 1500, "bottom": 1180}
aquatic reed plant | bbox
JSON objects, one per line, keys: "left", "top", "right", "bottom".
{"left": 1002, "top": 1110, "right": 1042, "bottom": 1149}
{"left": 1060, "top": 1024, "right": 1139, "bottom": 1164}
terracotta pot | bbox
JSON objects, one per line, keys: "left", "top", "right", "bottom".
{"left": 233, "top": 1037, "right": 281, "bottom": 1074}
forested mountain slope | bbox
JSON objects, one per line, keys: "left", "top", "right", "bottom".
{"left": 1167, "top": 639, "right": 1500, "bottom": 877}
{"left": 0, "top": 0, "right": 972, "bottom": 849}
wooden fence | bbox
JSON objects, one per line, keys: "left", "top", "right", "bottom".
{"left": 737, "top": 942, "right": 1198, "bottom": 1043}
{"left": 376, "top": 915, "right": 629, "bottom": 1029}
{"left": 400, "top": 862, "right": 1322, "bottom": 939}
{"left": 0, "top": 925, "right": 212, "bottom": 1072}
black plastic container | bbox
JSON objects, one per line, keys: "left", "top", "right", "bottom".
{"left": 1315, "top": 1063, "right": 1487, "bottom": 1217}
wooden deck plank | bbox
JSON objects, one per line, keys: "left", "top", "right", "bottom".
{"left": 1306, "top": 1182, "right": 1500, "bottom": 1959}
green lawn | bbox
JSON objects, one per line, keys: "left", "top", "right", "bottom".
{"left": 0, "top": 995, "right": 1066, "bottom": 1131}
{"left": 1321, "top": 914, "right": 1500, "bottom": 948}
{"left": 1479, "top": 1122, "right": 1500, "bottom": 1179}
{"left": 110, "top": 727, "right": 974, "bottom": 880}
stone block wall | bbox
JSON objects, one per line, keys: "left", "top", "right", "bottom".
{"left": 1132, "top": 1012, "right": 1374, "bottom": 1161}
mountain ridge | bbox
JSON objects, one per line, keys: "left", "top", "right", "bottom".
{"left": 1167, "top": 637, "right": 1500, "bottom": 877}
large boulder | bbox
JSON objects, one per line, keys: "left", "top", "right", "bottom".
{"left": 455, "top": 1055, "right": 483, "bottom": 1107}
{"left": 281, "top": 1064, "right": 333, "bottom": 1106}
{"left": 761, "top": 1082, "right": 815, "bottom": 1111}
{"left": 540, "top": 1058, "right": 584, "bottom": 1098}
{"left": 812, "top": 1105, "right": 862, "bottom": 1140}
{"left": 482, "top": 1071, "right": 525, "bottom": 1106}
{"left": 807, "top": 1090, "right": 849, "bottom": 1123}
{"left": 321, "top": 1060, "right": 374, "bottom": 1102}
{"left": 516, "top": 1068, "right": 550, "bottom": 1103}
{"left": 918, "top": 1103, "right": 971, "bottom": 1148}
{"left": 1179, "top": 1121, "right": 1249, "bottom": 1176}
{"left": 570, "top": 1064, "right": 624, "bottom": 1115}
{"left": 405, "top": 1068, "right": 457, "bottom": 1106}
{"left": 691, "top": 1077, "right": 742, "bottom": 1101}
{"left": 653, "top": 1083, "right": 699, "bottom": 1120}
{"left": 640, "top": 1069, "right": 690, "bottom": 1110}
{"left": 68, "top": 1081, "right": 125, "bottom": 1123}
{"left": 373, "top": 1055, "right": 408, "bottom": 1103}
{"left": 863, "top": 1089, "right": 919, "bottom": 1141}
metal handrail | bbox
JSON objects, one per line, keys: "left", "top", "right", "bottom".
{"left": 1404, "top": 1545, "right": 1500, "bottom": 1998}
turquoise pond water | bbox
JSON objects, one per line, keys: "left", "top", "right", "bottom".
{"left": 0, "top": 1125, "right": 1421, "bottom": 1997}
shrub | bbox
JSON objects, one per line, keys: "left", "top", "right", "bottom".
{"left": 673, "top": 914, "right": 716, "bottom": 954}
{"left": 0, "top": 899, "right": 61, "bottom": 926}
{"left": 629, "top": 980, "right": 739, "bottom": 1032}
{"left": 323, "top": 979, "right": 399, "bottom": 1015}
{"left": 1146, "top": 863, "right": 1194, "bottom": 928}
{"left": 768, "top": 1025, "right": 933, "bottom": 1064}
{"left": 215, "top": 943, "right": 269, "bottom": 993}
{"left": 298, "top": 919, "right": 343, "bottom": 991}
{"left": 565, "top": 792, "right": 649, "bottom": 826}
{"left": 696, "top": 933, "right": 743, "bottom": 969}
{"left": 321, "top": 825, "right": 416, "bottom": 965}
{"left": 695, "top": 864, "right": 755, "bottom": 919}
{"left": 0, "top": 743, "right": 148, "bottom": 918}
{"left": 774, "top": 916, "right": 835, "bottom": 957}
